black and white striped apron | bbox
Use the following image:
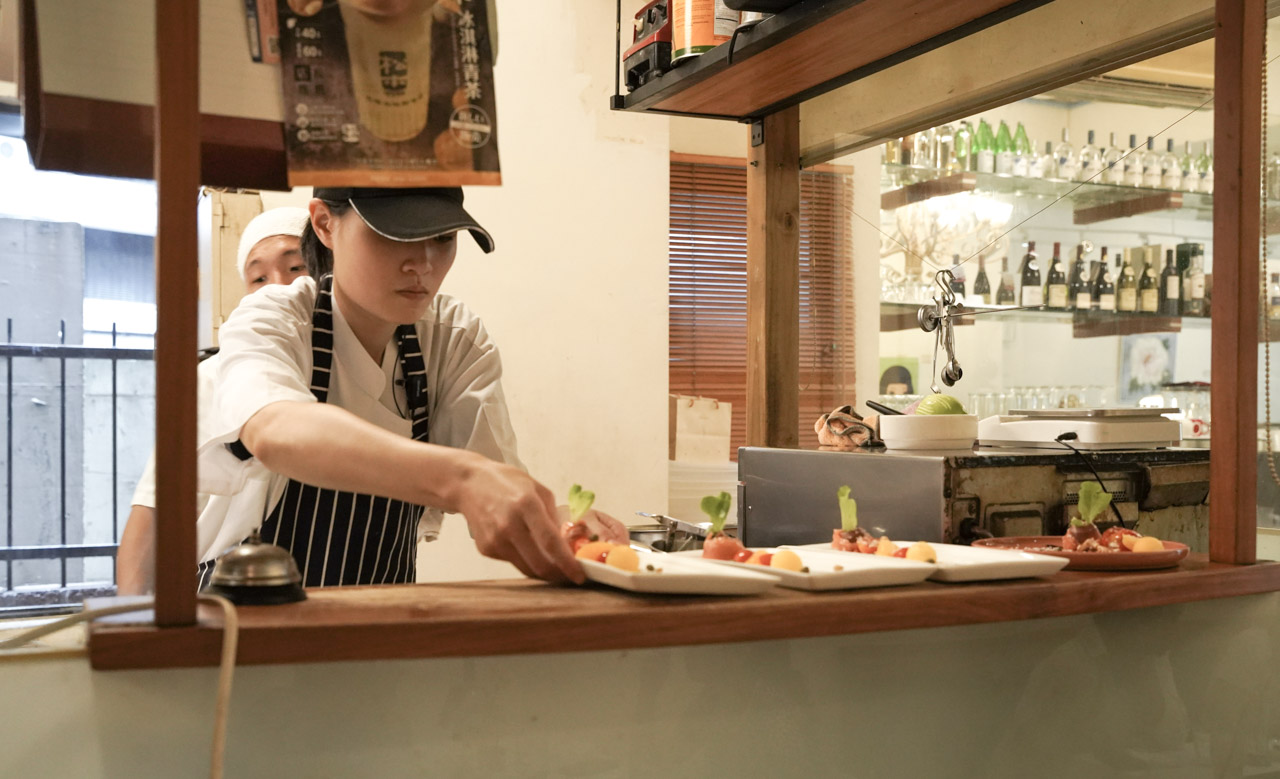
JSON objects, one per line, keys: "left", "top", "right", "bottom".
{"left": 199, "top": 274, "right": 430, "bottom": 589}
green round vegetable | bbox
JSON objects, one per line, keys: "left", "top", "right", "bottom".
{"left": 914, "top": 393, "right": 967, "bottom": 415}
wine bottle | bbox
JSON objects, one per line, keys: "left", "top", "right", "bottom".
{"left": 1079, "top": 130, "right": 1103, "bottom": 181}
{"left": 1019, "top": 241, "right": 1042, "bottom": 307}
{"left": 1180, "top": 140, "right": 1197, "bottom": 193}
{"left": 1161, "top": 139, "right": 1182, "bottom": 190}
{"left": 1012, "top": 122, "right": 1032, "bottom": 177}
{"left": 1123, "top": 133, "right": 1143, "bottom": 186}
{"left": 1054, "top": 129, "right": 1079, "bottom": 181}
{"left": 935, "top": 124, "right": 957, "bottom": 172}
{"left": 954, "top": 121, "right": 974, "bottom": 172}
{"left": 1197, "top": 142, "right": 1214, "bottom": 194}
{"left": 995, "top": 120, "right": 1014, "bottom": 175}
{"left": 973, "top": 255, "right": 992, "bottom": 305}
{"left": 1044, "top": 242, "right": 1069, "bottom": 310}
{"left": 1142, "top": 137, "right": 1163, "bottom": 188}
{"left": 1185, "top": 250, "right": 1206, "bottom": 317}
{"left": 1138, "top": 252, "right": 1159, "bottom": 313}
{"left": 1069, "top": 245, "right": 1091, "bottom": 310}
{"left": 1102, "top": 132, "right": 1126, "bottom": 185}
{"left": 913, "top": 128, "right": 935, "bottom": 169}
{"left": 1159, "top": 249, "right": 1181, "bottom": 316}
{"left": 974, "top": 119, "right": 995, "bottom": 174}
{"left": 1093, "top": 249, "right": 1117, "bottom": 312}
{"left": 996, "top": 256, "right": 1016, "bottom": 305}
{"left": 1116, "top": 251, "right": 1138, "bottom": 312}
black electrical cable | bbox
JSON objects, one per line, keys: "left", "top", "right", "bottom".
{"left": 1055, "top": 432, "right": 1127, "bottom": 529}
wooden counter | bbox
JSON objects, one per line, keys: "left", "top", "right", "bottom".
{"left": 87, "top": 555, "right": 1280, "bottom": 670}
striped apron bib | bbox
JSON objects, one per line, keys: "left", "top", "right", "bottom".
{"left": 199, "top": 274, "right": 430, "bottom": 589}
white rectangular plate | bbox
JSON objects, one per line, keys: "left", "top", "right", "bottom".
{"left": 794, "top": 542, "right": 1068, "bottom": 582}
{"left": 579, "top": 552, "right": 780, "bottom": 595}
{"left": 673, "top": 548, "right": 935, "bottom": 591}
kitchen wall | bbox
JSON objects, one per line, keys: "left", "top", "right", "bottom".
{"left": 6, "top": 592, "right": 1280, "bottom": 777}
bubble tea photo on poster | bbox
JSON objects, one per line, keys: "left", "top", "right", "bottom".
{"left": 278, "top": 0, "right": 501, "bottom": 187}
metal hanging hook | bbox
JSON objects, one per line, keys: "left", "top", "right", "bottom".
{"left": 919, "top": 269, "right": 963, "bottom": 392}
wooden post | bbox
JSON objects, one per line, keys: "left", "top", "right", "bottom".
{"left": 746, "top": 106, "right": 801, "bottom": 448}
{"left": 1210, "top": 0, "right": 1263, "bottom": 565}
{"left": 153, "top": 0, "right": 201, "bottom": 624}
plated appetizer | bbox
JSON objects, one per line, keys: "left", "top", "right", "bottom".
{"left": 831, "top": 485, "right": 936, "bottom": 563}
{"left": 1056, "top": 482, "right": 1166, "bottom": 553}
{"left": 699, "top": 491, "right": 747, "bottom": 561}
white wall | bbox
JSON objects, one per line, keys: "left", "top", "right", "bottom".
{"left": 7, "top": 593, "right": 1280, "bottom": 777}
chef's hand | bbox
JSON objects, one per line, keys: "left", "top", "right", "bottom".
{"left": 558, "top": 506, "right": 629, "bottom": 545}
{"left": 454, "top": 458, "right": 584, "bottom": 584}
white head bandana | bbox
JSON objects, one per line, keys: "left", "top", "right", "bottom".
{"left": 235, "top": 207, "right": 311, "bottom": 280}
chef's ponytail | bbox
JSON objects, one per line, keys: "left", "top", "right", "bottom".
{"left": 300, "top": 200, "right": 350, "bottom": 278}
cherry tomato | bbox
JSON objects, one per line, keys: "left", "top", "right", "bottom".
{"left": 758, "top": 553, "right": 774, "bottom": 567}
{"left": 733, "top": 549, "right": 754, "bottom": 563}
{"left": 893, "top": 548, "right": 908, "bottom": 558}
{"left": 1100, "top": 526, "right": 1139, "bottom": 552}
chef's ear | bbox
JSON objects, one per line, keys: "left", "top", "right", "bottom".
{"left": 308, "top": 199, "right": 338, "bottom": 249}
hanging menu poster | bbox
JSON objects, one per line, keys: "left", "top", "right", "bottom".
{"left": 277, "top": 0, "right": 500, "bottom": 187}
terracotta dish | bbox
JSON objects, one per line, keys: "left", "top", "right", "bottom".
{"left": 972, "top": 536, "right": 1189, "bottom": 571}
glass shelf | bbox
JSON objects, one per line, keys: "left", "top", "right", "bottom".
{"left": 879, "top": 300, "right": 1212, "bottom": 338}
{"left": 880, "top": 163, "right": 1214, "bottom": 225}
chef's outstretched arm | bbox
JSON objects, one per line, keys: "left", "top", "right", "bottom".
{"left": 241, "top": 400, "right": 584, "bottom": 583}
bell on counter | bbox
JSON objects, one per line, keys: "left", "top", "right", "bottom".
{"left": 206, "top": 531, "right": 306, "bottom": 606}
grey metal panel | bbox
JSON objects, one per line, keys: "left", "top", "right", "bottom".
{"left": 738, "top": 447, "right": 947, "bottom": 547}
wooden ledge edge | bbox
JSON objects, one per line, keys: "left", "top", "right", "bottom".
{"left": 87, "top": 558, "right": 1280, "bottom": 671}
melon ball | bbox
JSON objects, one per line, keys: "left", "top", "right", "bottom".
{"left": 1131, "top": 536, "right": 1165, "bottom": 553}
{"left": 905, "top": 541, "right": 937, "bottom": 563}
{"left": 575, "top": 541, "right": 613, "bottom": 561}
{"left": 770, "top": 549, "right": 804, "bottom": 572}
{"left": 605, "top": 545, "right": 640, "bottom": 571}
{"left": 875, "top": 536, "right": 899, "bottom": 556}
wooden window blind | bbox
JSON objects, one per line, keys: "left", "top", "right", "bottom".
{"left": 670, "top": 153, "right": 856, "bottom": 459}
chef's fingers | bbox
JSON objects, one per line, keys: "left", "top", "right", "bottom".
{"left": 583, "top": 510, "right": 630, "bottom": 545}
{"left": 519, "top": 484, "right": 583, "bottom": 584}
{"left": 503, "top": 511, "right": 578, "bottom": 584}
{"left": 285, "top": 0, "right": 324, "bottom": 16}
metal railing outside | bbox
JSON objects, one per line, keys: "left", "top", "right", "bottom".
{"left": 1, "top": 318, "right": 154, "bottom": 613}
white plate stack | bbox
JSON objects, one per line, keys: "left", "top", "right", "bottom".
{"left": 668, "top": 460, "right": 738, "bottom": 521}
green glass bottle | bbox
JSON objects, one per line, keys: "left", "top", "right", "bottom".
{"left": 1012, "top": 122, "right": 1032, "bottom": 177}
{"left": 994, "top": 120, "right": 1014, "bottom": 175}
{"left": 974, "top": 119, "right": 995, "bottom": 174}
{"left": 954, "top": 121, "right": 974, "bottom": 172}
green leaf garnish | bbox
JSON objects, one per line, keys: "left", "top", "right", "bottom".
{"left": 837, "top": 485, "right": 858, "bottom": 531}
{"left": 700, "top": 491, "right": 733, "bottom": 535}
{"left": 568, "top": 484, "right": 595, "bottom": 523}
{"left": 1073, "top": 481, "right": 1112, "bottom": 526}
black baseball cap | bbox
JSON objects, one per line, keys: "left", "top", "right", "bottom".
{"left": 313, "top": 187, "right": 495, "bottom": 254}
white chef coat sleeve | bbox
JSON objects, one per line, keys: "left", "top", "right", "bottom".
{"left": 416, "top": 304, "right": 523, "bottom": 543}
{"left": 132, "top": 356, "right": 219, "bottom": 511}
{"left": 426, "top": 313, "right": 523, "bottom": 470}
{"left": 130, "top": 451, "right": 157, "bottom": 508}
{"left": 196, "top": 278, "right": 318, "bottom": 496}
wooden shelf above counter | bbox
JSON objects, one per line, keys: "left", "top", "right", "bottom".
{"left": 88, "top": 556, "right": 1280, "bottom": 670}
{"left": 615, "top": 0, "right": 1039, "bottom": 120}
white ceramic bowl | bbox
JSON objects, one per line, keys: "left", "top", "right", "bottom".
{"left": 879, "top": 414, "right": 978, "bottom": 450}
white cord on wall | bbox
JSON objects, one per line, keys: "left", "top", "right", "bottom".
{"left": 0, "top": 595, "right": 240, "bottom": 779}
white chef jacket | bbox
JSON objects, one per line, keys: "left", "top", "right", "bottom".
{"left": 130, "top": 355, "right": 217, "bottom": 514}
{"left": 194, "top": 276, "right": 522, "bottom": 564}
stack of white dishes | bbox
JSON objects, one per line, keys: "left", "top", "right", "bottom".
{"left": 668, "top": 460, "right": 738, "bottom": 521}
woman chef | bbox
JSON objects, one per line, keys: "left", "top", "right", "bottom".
{"left": 194, "top": 187, "right": 625, "bottom": 588}
{"left": 118, "top": 206, "right": 313, "bottom": 595}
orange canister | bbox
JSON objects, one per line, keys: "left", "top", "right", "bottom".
{"left": 671, "top": 0, "right": 740, "bottom": 62}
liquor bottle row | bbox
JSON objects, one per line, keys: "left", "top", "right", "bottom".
{"left": 950, "top": 241, "right": 1209, "bottom": 317}
{"left": 886, "top": 119, "right": 1215, "bottom": 195}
